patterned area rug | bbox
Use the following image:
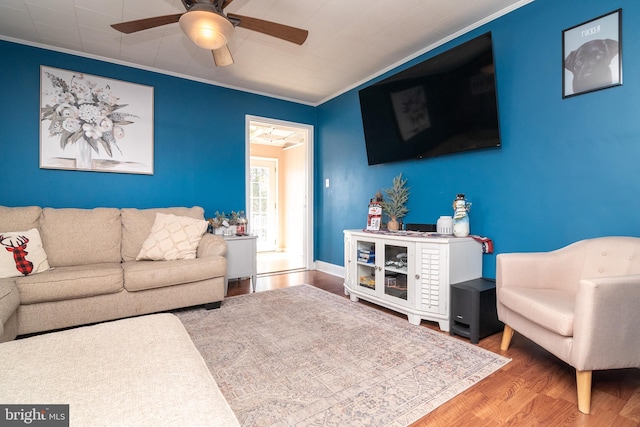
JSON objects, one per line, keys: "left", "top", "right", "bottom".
{"left": 175, "top": 285, "right": 510, "bottom": 427}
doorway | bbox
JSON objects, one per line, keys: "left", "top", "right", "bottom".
{"left": 250, "top": 157, "right": 278, "bottom": 252}
{"left": 246, "top": 116, "right": 313, "bottom": 275}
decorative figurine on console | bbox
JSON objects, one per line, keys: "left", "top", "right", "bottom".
{"left": 452, "top": 194, "right": 471, "bottom": 237}
{"left": 366, "top": 191, "right": 384, "bottom": 231}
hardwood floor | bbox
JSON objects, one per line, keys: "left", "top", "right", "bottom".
{"left": 226, "top": 271, "right": 640, "bottom": 426}
{"left": 256, "top": 251, "right": 305, "bottom": 275}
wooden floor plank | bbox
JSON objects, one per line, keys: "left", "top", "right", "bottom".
{"left": 620, "top": 390, "right": 640, "bottom": 422}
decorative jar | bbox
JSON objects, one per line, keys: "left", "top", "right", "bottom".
{"left": 437, "top": 216, "right": 453, "bottom": 235}
{"left": 237, "top": 211, "right": 247, "bottom": 235}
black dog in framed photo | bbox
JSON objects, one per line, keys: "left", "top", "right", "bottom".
{"left": 564, "top": 39, "right": 619, "bottom": 93}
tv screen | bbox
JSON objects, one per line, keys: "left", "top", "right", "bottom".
{"left": 359, "top": 32, "right": 501, "bottom": 166}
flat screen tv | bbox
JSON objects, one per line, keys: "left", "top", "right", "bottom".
{"left": 359, "top": 32, "right": 501, "bottom": 165}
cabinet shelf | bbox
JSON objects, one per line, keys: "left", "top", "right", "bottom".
{"left": 384, "top": 266, "right": 407, "bottom": 275}
{"left": 359, "top": 282, "right": 375, "bottom": 290}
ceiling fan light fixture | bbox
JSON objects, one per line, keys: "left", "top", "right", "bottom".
{"left": 179, "top": 10, "right": 234, "bottom": 50}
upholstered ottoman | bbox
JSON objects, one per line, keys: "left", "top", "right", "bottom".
{"left": 0, "top": 314, "right": 239, "bottom": 426}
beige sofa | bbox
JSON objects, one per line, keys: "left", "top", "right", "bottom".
{"left": 0, "top": 205, "right": 227, "bottom": 342}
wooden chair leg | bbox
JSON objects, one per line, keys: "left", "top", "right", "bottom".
{"left": 500, "top": 325, "right": 514, "bottom": 351}
{"left": 576, "top": 370, "right": 592, "bottom": 414}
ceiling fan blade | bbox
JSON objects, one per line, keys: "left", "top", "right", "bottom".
{"left": 226, "top": 13, "right": 308, "bottom": 45}
{"left": 111, "top": 14, "right": 182, "bottom": 34}
{"left": 212, "top": 45, "right": 234, "bottom": 66}
{"left": 222, "top": 0, "right": 235, "bottom": 9}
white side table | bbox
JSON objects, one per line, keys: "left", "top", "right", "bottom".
{"left": 223, "top": 235, "right": 258, "bottom": 294}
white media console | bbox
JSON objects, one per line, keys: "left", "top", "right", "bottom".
{"left": 343, "top": 230, "right": 482, "bottom": 331}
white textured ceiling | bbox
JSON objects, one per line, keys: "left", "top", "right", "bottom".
{"left": 0, "top": 0, "right": 532, "bottom": 105}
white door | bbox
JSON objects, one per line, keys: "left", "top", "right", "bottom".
{"left": 250, "top": 158, "right": 278, "bottom": 252}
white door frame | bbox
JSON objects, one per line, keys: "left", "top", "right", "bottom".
{"left": 245, "top": 115, "right": 314, "bottom": 270}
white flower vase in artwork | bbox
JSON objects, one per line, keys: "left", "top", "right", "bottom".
{"left": 75, "top": 138, "right": 93, "bottom": 169}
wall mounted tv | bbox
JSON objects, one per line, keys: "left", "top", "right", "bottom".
{"left": 359, "top": 32, "right": 501, "bottom": 166}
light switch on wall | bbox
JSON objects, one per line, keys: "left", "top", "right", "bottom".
{"left": 325, "top": 178, "right": 330, "bottom": 188}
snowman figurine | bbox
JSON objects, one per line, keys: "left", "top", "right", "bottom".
{"left": 452, "top": 194, "right": 471, "bottom": 237}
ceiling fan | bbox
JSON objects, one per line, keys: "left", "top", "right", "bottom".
{"left": 111, "top": 0, "right": 309, "bottom": 67}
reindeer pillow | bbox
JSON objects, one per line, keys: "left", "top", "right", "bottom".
{"left": 0, "top": 229, "right": 51, "bottom": 278}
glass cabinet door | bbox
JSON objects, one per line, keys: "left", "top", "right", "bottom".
{"left": 383, "top": 243, "right": 409, "bottom": 301}
{"left": 355, "top": 239, "right": 377, "bottom": 293}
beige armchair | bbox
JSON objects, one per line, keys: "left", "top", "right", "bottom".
{"left": 496, "top": 236, "right": 640, "bottom": 414}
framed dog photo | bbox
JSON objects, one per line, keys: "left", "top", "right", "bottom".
{"left": 562, "top": 9, "right": 622, "bottom": 98}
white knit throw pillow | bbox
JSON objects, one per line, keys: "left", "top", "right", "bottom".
{"left": 136, "top": 213, "right": 207, "bottom": 261}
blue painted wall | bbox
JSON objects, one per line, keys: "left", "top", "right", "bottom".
{"left": 315, "top": 0, "right": 640, "bottom": 277}
{"left": 0, "top": 40, "right": 315, "bottom": 218}
{"left": 2, "top": 0, "right": 640, "bottom": 279}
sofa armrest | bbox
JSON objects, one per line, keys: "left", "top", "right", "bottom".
{"left": 197, "top": 233, "right": 227, "bottom": 258}
{"left": 571, "top": 274, "right": 640, "bottom": 371}
{"left": 0, "top": 279, "right": 20, "bottom": 340}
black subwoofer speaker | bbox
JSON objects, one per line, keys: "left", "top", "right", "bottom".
{"left": 450, "top": 278, "right": 503, "bottom": 344}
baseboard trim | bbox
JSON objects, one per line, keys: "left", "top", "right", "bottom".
{"left": 314, "top": 261, "right": 344, "bottom": 278}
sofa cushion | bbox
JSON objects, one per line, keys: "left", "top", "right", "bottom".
{"left": 17, "top": 263, "right": 123, "bottom": 304}
{"left": 39, "top": 208, "right": 121, "bottom": 267}
{"left": 499, "top": 287, "right": 576, "bottom": 336}
{"left": 122, "top": 257, "right": 225, "bottom": 291}
{"left": 136, "top": 213, "right": 207, "bottom": 261}
{"left": 121, "top": 207, "right": 205, "bottom": 262}
{"left": 0, "top": 206, "right": 42, "bottom": 231}
{"left": 0, "top": 229, "right": 50, "bottom": 278}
